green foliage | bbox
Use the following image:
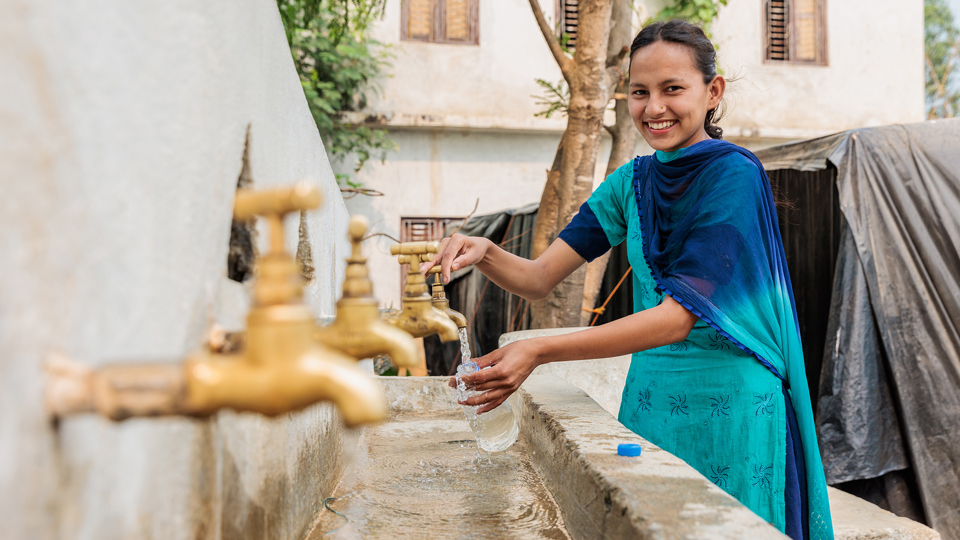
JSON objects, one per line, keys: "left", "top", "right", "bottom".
{"left": 531, "top": 23, "right": 575, "bottom": 119}
{"left": 649, "top": 0, "right": 728, "bottom": 37}
{"left": 532, "top": 79, "right": 570, "bottom": 118}
{"left": 925, "top": 0, "right": 960, "bottom": 118}
{"left": 278, "top": 0, "right": 395, "bottom": 187}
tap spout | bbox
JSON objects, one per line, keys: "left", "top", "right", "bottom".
{"left": 315, "top": 215, "right": 420, "bottom": 367}
{"left": 427, "top": 267, "right": 468, "bottom": 329}
{"left": 316, "top": 309, "right": 420, "bottom": 368}
{"left": 44, "top": 183, "right": 389, "bottom": 427}
{"left": 388, "top": 244, "right": 461, "bottom": 342}
{"left": 45, "top": 342, "right": 387, "bottom": 427}
{"left": 385, "top": 298, "right": 461, "bottom": 342}
{"left": 184, "top": 345, "right": 386, "bottom": 426}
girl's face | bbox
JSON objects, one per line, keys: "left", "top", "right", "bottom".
{"left": 628, "top": 41, "right": 725, "bottom": 153}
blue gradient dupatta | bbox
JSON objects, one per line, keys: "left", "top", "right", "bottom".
{"left": 633, "top": 139, "right": 834, "bottom": 539}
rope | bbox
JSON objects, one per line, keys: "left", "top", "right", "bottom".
{"left": 509, "top": 298, "right": 526, "bottom": 332}
{"left": 321, "top": 493, "right": 353, "bottom": 536}
{"left": 585, "top": 267, "right": 632, "bottom": 327}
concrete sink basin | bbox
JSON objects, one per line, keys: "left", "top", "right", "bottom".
{"left": 305, "top": 375, "right": 785, "bottom": 539}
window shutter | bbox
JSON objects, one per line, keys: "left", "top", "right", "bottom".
{"left": 403, "top": 0, "right": 478, "bottom": 45}
{"left": 559, "top": 0, "right": 578, "bottom": 48}
{"left": 794, "top": 0, "right": 820, "bottom": 62}
{"left": 407, "top": 0, "right": 434, "bottom": 41}
{"left": 766, "top": 0, "right": 789, "bottom": 61}
{"left": 399, "top": 217, "right": 462, "bottom": 289}
{"left": 401, "top": 219, "right": 435, "bottom": 243}
{"left": 765, "top": 0, "right": 826, "bottom": 65}
{"left": 445, "top": 0, "right": 470, "bottom": 41}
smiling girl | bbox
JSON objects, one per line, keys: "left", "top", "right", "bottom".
{"left": 421, "top": 19, "right": 833, "bottom": 540}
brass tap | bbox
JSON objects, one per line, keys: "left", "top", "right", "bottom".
{"left": 315, "top": 215, "right": 419, "bottom": 368}
{"left": 45, "top": 183, "right": 387, "bottom": 427}
{"left": 427, "top": 266, "right": 467, "bottom": 329}
{"left": 384, "top": 242, "right": 460, "bottom": 342}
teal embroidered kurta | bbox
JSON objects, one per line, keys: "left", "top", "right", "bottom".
{"left": 558, "top": 146, "right": 833, "bottom": 539}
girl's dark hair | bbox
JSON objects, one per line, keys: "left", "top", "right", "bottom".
{"left": 630, "top": 20, "right": 724, "bottom": 140}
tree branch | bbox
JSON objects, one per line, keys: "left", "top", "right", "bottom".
{"left": 606, "top": 45, "right": 628, "bottom": 68}
{"left": 605, "top": 64, "right": 624, "bottom": 99}
{"left": 528, "top": 0, "right": 572, "bottom": 78}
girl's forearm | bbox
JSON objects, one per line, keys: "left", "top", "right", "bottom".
{"left": 528, "top": 297, "right": 697, "bottom": 365}
{"left": 473, "top": 241, "right": 548, "bottom": 299}
{"left": 474, "top": 239, "right": 584, "bottom": 301}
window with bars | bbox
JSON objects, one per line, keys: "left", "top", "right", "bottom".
{"left": 557, "top": 0, "right": 578, "bottom": 49}
{"left": 399, "top": 217, "right": 462, "bottom": 289}
{"left": 764, "top": 0, "right": 827, "bottom": 65}
{"left": 402, "top": 0, "right": 479, "bottom": 45}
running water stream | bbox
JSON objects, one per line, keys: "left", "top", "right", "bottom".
{"left": 455, "top": 328, "right": 519, "bottom": 452}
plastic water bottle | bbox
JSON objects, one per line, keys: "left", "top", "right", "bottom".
{"left": 456, "top": 361, "right": 519, "bottom": 452}
{"left": 455, "top": 331, "right": 519, "bottom": 452}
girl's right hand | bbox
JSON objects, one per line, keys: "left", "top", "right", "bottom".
{"left": 419, "top": 233, "right": 491, "bottom": 284}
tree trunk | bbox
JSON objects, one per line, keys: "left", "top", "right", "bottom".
{"left": 530, "top": 143, "right": 563, "bottom": 260}
{"left": 579, "top": 0, "right": 640, "bottom": 326}
{"left": 529, "top": 0, "right": 613, "bottom": 329}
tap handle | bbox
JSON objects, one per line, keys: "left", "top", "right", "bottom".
{"left": 426, "top": 266, "right": 445, "bottom": 287}
{"left": 234, "top": 182, "right": 322, "bottom": 220}
{"left": 390, "top": 241, "right": 440, "bottom": 256}
{"left": 341, "top": 215, "right": 375, "bottom": 298}
{"left": 347, "top": 215, "right": 369, "bottom": 262}
{"left": 234, "top": 182, "right": 322, "bottom": 254}
{"left": 397, "top": 253, "right": 433, "bottom": 266}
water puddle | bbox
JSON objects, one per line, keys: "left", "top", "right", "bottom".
{"left": 306, "top": 411, "right": 570, "bottom": 539}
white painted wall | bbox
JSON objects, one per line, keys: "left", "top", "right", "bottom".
{"left": 714, "top": 0, "right": 925, "bottom": 138}
{"left": 362, "top": 0, "right": 924, "bottom": 135}
{"left": 345, "top": 130, "right": 618, "bottom": 306}
{"left": 0, "top": 1, "right": 348, "bottom": 538}
{"left": 367, "top": 0, "right": 569, "bottom": 128}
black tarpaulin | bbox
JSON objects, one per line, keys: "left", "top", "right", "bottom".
{"left": 756, "top": 119, "right": 960, "bottom": 539}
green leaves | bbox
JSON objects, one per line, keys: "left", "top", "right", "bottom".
{"left": 925, "top": 0, "right": 960, "bottom": 118}
{"left": 278, "top": 0, "right": 395, "bottom": 186}
{"left": 532, "top": 79, "right": 570, "bottom": 119}
{"left": 648, "top": 0, "right": 727, "bottom": 38}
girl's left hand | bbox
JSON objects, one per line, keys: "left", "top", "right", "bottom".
{"left": 448, "top": 338, "right": 544, "bottom": 414}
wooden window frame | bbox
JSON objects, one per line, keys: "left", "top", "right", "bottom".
{"left": 399, "top": 216, "right": 463, "bottom": 290}
{"left": 401, "top": 0, "right": 480, "bottom": 45}
{"left": 763, "top": 0, "right": 828, "bottom": 66}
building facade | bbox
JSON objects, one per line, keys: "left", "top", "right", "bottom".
{"left": 341, "top": 0, "right": 924, "bottom": 306}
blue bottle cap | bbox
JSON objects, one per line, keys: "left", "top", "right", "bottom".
{"left": 617, "top": 443, "right": 642, "bottom": 457}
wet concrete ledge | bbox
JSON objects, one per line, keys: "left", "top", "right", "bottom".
{"left": 517, "top": 375, "right": 787, "bottom": 539}
{"left": 378, "top": 376, "right": 785, "bottom": 539}
{"left": 500, "top": 329, "right": 941, "bottom": 540}
{"left": 354, "top": 376, "right": 940, "bottom": 539}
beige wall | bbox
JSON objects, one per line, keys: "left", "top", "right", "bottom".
{"left": 0, "top": 1, "right": 348, "bottom": 539}
{"left": 365, "top": 0, "right": 923, "bottom": 135}
{"left": 714, "top": 0, "right": 925, "bottom": 138}
{"left": 366, "top": 0, "right": 570, "bottom": 128}
{"left": 344, "top": 129, "right": 622, "bottom": 306}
